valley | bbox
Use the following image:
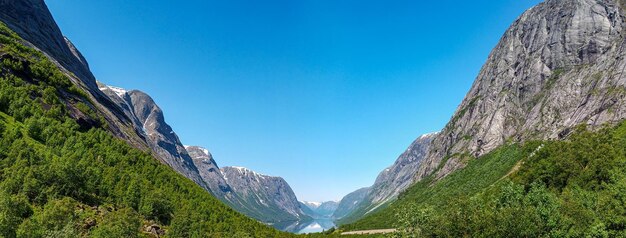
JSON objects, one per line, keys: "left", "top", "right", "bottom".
{"left": 1, "top": 0, "right": 626, "bottom": 237}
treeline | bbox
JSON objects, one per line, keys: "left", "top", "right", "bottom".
{"left": 0, "top": 22, "right": 295, "bottom": 237}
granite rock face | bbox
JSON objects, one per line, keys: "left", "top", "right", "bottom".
{"left": 315, "top": 201, "right": 339, "bottom": 218}
{"left": 301, "top": 201, "right": 339, "bottom": 218}
{"left": 417, "top": 0, "right": 626, "bottom": 181}
{"left": 221, "top": 166, "right": 310, "bottom": 222}
{"left": 185, "top": 146, "right": 234, "bottom": 197}
{"left": 368, "top": 132, "right": 438, "bottom": 204}
{"left": 98, "top": 85, "right": 208, "bottom": 190}
{"left": 299, "top": 202, "right": 321, "bottom": 219}
{"left": 184, "top": 147, "right": 310, "bottom": 223}
{"left": 335, "top": 132, "right": 437, "bottom": 222}
{"left": 99, "top": 83, "right": 312, "bottom": 224}
{"left": 0, "top": 0, "right": 157, "bottom": 153}
{"left": 0, "top": 0, "right": 95, "bottom": 90}
{"left": 333, "top": 187, "right": 370, "bottom": 220}
{"left": 0, "top": 0, "right": 211, "bottom": 194}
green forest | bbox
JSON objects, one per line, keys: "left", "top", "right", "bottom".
{"left": 344, "top": 122, "right": 626, "bottom": 237}
{"left": 0, "top": 22, "right": 300, "bottom": 237}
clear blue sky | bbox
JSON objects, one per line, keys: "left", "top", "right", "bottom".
{"left": 47, "top": 0, "right": 542, "bottom": 202}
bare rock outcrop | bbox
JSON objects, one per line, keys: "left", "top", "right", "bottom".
{"left": 221, "top": 166, "right": 310, "bottom": 222}
{"left": 335, "top": 132, "right": 437, "bottom": 221}
{"left": 418, "top": 0, "right": 626, "bottom": 180}
{"left": 99, "top": 85, "right": 209, "bottom": 190}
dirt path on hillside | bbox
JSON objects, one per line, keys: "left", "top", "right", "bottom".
{"left": 341, "top": 229, "right": 397, "bottom": 235}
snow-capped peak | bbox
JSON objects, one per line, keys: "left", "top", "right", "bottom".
{"left": 232, "top": 166, "right": 247, "bottom": 171}
{"left": 420, "top": 131, "right": 440, "bottom": 138}
{"left": 224, "top": 166, "right": 276, "bottom": 178}
{"left": 301, "top": 201, "right": 322, "bottom": 209}
{"left": 99, "top": 85, "right": 128, "bottom": 98}
{"left": 184, "top": 145, "right": 210, "bottom": 156}
{"left": 232, "top": 166, "right": 253, "bottom": 174}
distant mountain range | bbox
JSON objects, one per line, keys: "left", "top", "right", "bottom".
{"left": 100, "top": 83, "right": 310, "bottom": 223}
{"left": 221, "top": 166, "right": 308, "bottom": 222}
{"left": 300, "top": 201, "right": 339, "bottom": 219}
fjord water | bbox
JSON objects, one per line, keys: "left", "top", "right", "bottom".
{"left": 273, "top": 219, "right": 336, "bottom": 234}
{"left": 297, "top": 219, "right": 335, "bottom": 234}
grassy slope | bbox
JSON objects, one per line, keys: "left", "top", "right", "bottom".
{"left": 342, "top": 142, "right": 535, "bottom": 230}
{"left": 334, "top": 198, "right": 389, "bottom": 226}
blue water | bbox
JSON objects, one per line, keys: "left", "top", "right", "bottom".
{"left": 296, "top": 219, "right": 335, "bottom": 234}
{"left": 273, "top": 219, "right": 335, "bottom": 234}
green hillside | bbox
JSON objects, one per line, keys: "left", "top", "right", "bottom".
{"left": 0, "top": 22, "right": 298, "bottom": 237}
{"left": 341, "top": 140, "right": 528, "bottom": 231}
{"left": 345, "top": 122, "right": 626, "bottom": 236}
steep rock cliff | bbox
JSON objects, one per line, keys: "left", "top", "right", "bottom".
{"left": 98, "top": 85, "right": 208, "bottom": 189}
{"left": 333, "top": 187, "right": 370, "bottom": 220}
{"left": 221, "top": 166, "right": 310, "bottom": 222}
{"left": 418, "top": 0, "right": 626, "bottom": 181}
{"left": 335, "top": 132, "right": 437, "bottom": 222}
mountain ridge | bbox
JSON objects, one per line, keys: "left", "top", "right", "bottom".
{"left": 301, "top": 201, "right": 339, "bottom": 219}
{"left": 334, "top": 132, "right": 438, "bottom": 223}
{"left": 0, "top": 14, "right": 291, "bottom": 238}
{"left": 417, "top": 0, "right": 626, "bottom": 182}
{"left": 221, "top": 166, "right": 311, "bottom": 222}
{"left": 99, "top": 82, "right": 312, "bottom": 224}
{"left": 98, "top": 84, "right": 209, "bottom": 190}
{"left": 184, "top": 145, "right": 311, "bottom": 223}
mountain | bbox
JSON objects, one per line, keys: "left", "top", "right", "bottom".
{"left": 301, "top": 201, "right": 339, "bottom": 218}
{"left": 301, "top": 201, "right": 322, "bottom": 210}
{"left": 0, "top": 0, "right": 160, "bottom": 152}
{"left": 99, "top": 82, "right": 311, "bottom": 224}
{"left": 315, "top": 201, "right": 339, "bottom": 218}
{"left": 0, "top": 1, "right": 292, "bottom": 236}
{"left": 333, "top": 187, "right": 370, "bottom": 220}
{"left": 345, "top": 0, "right": 626, "bottom": 235}
{"left": 0, "top": 0, "right": 96, "bottom": 91}
{"left": 98, "top": 84, "right": 208, "bottom": 190}
{"left": 368, "top": 132, "right": 438, "bottom": 204}
{"left": 417, "top": 0, "right": 626, "bottom": 182}
{"left": 221, "top": 166, "right": 311, "bottom": 223}
{"left": 299, "top": 202, "right": 320, "bottom": 218}
{"left": 184, "top": 146, "right": 310, "bottom": 223}
{"left": 184, "top": 146, "right": 235, "bottom": 201}
{"left": 335, "top": 132, "right": 437, "bottom": 223}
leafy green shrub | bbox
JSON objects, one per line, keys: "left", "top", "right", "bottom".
{"left": 90, "top": 208, "right": 140, "bottom": 238}
{"left": 16, "top": 198, "right": 80, "bottom": 237}
{"left": 29, "top": 58, "right": 72, "bottom": 89}
{"left": 25, "top": 118, "right": 44, "bottom": 142}
{"left": 0, "top": 192, "right": 32, "bottom": 238}
{"left": 139, "top": 190, "right": 173, "bottom": 225}
{"left": 2, "top": 57, "right": 23, "bottom": 72}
